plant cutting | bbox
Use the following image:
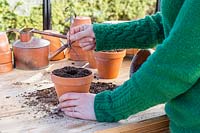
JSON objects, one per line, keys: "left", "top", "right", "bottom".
{"left": 94, "top": 50, "right": 126, "bottom": 79}
{"left": 51, "top": 66, "right": 93, "bottom": 97}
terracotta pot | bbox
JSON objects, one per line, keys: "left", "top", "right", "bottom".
{"left": 0, "top": 62, "right": 13, "bottom": 73}
{"left": 129, "top": 49, "right": 154, "bottom": 77}
{"left": 69, "top": 42, "right": 88, "bottom": 61}
{"left": 69, "top": 16, "right": 92, "bottom": 61}
{"left": 51, "top": 72, "right": 93, "bottom": 97}
{"left": 126, "top": 48, "right": 139, "bottom": 55}
{"left": 42, "top": 30, "right": 65, "bottom": 61}
{"left": 0, "top": 50, "right": 12, "bottom": 64}
{"left": 65, "top": 48, "right": 70, "bottom": 60}
{"left": 0, "top": 32, "right": 10, "bottom": 53}
{"left": 72, "top": 16, "right": 92, "bottom": 27}
{"left": 94, "top": 50, "right": 126, "bottom": 79}
{"left": 87, "top": 50, "right": 97, "bottom": 69}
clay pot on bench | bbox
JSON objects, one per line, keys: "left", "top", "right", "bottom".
{"left": 69, "top": 16, "right": 92, "bottom": 61}
{"left": 0, "top": 32, "right": 13, "bottom": 73}
{"left": 51, "top": 66, "right": 93, "bottom": 97}
{"left": 94, "top": 50, "right": 126, "bottom": 79}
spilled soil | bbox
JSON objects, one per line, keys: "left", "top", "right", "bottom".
{"left": 20, "top": 82, "right": 118, "bottom": 119}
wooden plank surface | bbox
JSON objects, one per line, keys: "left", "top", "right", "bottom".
{"left": 0, "top": 57, "right": 166, "bottom": 133}
{"left": 95, "top": 115, "right": 169, "bottom": 133}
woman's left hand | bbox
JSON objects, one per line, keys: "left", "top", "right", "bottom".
{"left": 58, "top": 93, "right": 97, "bottom": 120}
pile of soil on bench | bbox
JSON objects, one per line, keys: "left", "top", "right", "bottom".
{"left": 52, "top": 66, "right": 92, "bottom": 78}
{"left": 20, "top": 82, "right": 118, "bottom": 119}
{"left": 20, "top": 87, "right": 64, "bottom": 119}
{"left": 90, "top": 82, "right": 118, "bottom": 94}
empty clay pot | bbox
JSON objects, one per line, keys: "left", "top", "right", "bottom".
{"left": 42, "top": 30, "right": 65, "bottom": 61}
{"left": 0, "top": 50, "right": 12, "bottom": 64}
{"left": 65, "top": 48, "right": 70, "bottom": 60}
{"left": 87, "top": 50, "right": 97, "bottom": 69}
{"left": 51, "top": 71, "right": 93, "bottom": 97}
{"left": 69, "top": 16, "right": 92, "bottom": 61}
{"left": 70, "top": 42, "right": 89, "bottom": 61}
{"left": 129, "top": 49, "right": 154, "bottom": 77}
{"left": 0, "top": 62, "right": 13, "bottom": 73}
{"left": 0, "top": 32, "right": 10, "bottom": 53}
{"left": 94, "top": 50, "right": 126, "bottom": 79}
{"left": 126, "top": 48, "right": 139, "bottom": 56}
{"left": 72, "top": 16, "right": 92, "bottom": 27}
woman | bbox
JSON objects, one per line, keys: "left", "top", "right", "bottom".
{"left": 58, "top": 0, "right": 200, "bottom": 132}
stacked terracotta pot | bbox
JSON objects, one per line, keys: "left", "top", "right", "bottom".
{"left": 0, "top": 32, "right": 13, "bottom": 73}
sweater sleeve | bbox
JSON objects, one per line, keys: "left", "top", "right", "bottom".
{"left": 94, "top": 0, "right": 200, "bottom": 122}
{"left": 93, "top": 13, "right": 164, "bottom": 51}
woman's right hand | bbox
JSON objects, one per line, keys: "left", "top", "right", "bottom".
{"left": 69, "top": 24, "right": 96, "bottom": 51}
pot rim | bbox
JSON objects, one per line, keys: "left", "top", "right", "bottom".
{"left": 94, "top": 50, "right": 126, "bottom": 59}
{"left": 74, "top": 16, "right": 91, "bottom": 20}
{"left": 51, "top": 72, "right": 93, "bottom": 86}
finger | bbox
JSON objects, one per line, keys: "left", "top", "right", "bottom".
{"left": 61, "top": 106, "right": 79, "bottom": 112}
{"left": 79, "top": 37, "right": 94, "bottom": 43}
{"left": 64, "top": 110, "right": 82, "bottom": 119}
{"left": 59, "top": 93, "right": 81, "bottom": 102}
{"left": 79, "top": 42, "right": 91, "bottom": 48}
{"left": 70, "top": 30, "right": 89, "bottom": 42}
{"left": 58, "top": 100, "right": 79, "bottom": 109}
{"left": 82, "top": 44, "right": 95, "bottom": 51}
{"left": 70, "top": 25, "right": 82, "bottom": 35}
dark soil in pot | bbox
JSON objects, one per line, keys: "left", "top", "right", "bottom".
{"left": 52, "top": 66, "right": 92, "bottom": 78}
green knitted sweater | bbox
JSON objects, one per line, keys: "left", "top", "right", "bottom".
{"left": 93, "top": 0, "right": 200, "bottom": 132}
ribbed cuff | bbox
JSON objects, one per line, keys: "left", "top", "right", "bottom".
{"left": 94, "top": 78, "right": 150, "bottom": 122}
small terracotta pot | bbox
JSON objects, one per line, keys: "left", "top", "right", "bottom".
{"left": 72, "top": 16, "right": 92, "bottom": 27}
{"left": 42, "top": 30, "right": 65, "bottom": 61}
{"left": 51, "top": 72, "right": 93, "bottom": 97}
{"left": 126, "top": 48, "right": 139, "bottom": 56}
{"left": 0, "top": 50, "right": 12, "bottom": 64}
{"left": 65, "top": 48, "right": 70, "bottom": 60}
{"left": 0, "top": 62, "right": 13, "bottom": 73}
{"left": 129, "top": 49, "right": 154, "bottom": 77}
{"left": 69, "top": 42, "right": 88, "bottom": 61}
{"left": 94, "top": 50, "right": 126, "bottom": 79}
{"left": 0, "top": 32, "right": 10, "bottom": 53}
{"left": 87, "top": 50, "right": 97, "bottom": 69}
{"left": 69, "top": 16, "right": 92, "bottom": 61}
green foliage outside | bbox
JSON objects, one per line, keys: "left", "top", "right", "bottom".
{"left": 0, "top": 0, "right": 156, "bottom": 35}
